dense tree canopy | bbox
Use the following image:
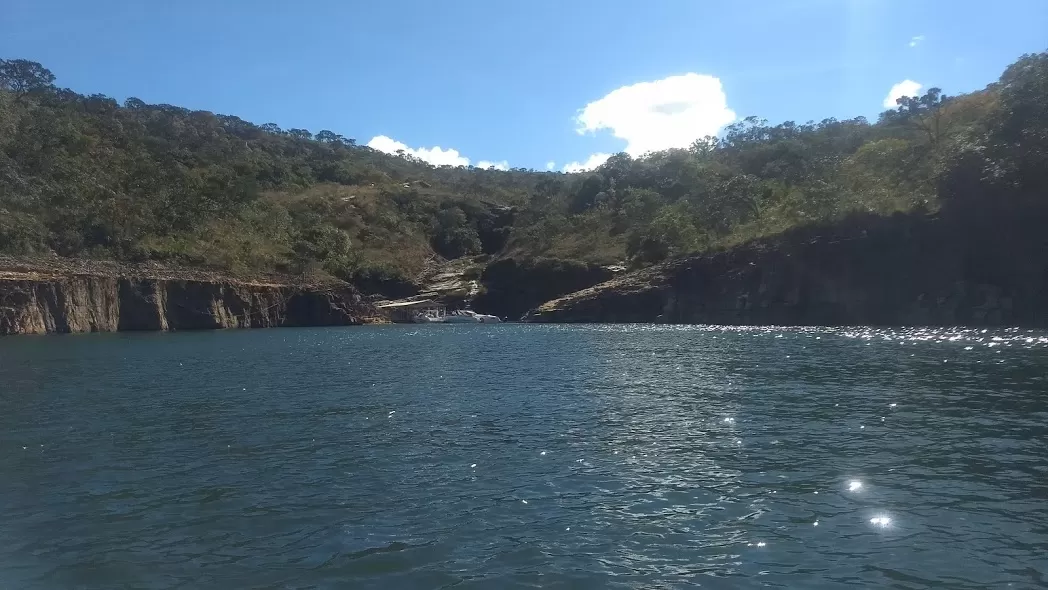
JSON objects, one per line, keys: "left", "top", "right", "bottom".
{"left": 0, "top": 52, "right": 1045, "bottom": 288}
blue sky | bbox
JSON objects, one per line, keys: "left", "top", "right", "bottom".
{"left": 3, "top": 0, "right": 1046, "bottom": 171}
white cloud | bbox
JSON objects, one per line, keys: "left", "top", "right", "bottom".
{"left": 575, "top": 73, "right": 735, "bottom": 157}
{"left": 368, "top": 135, "right": 508, "bottom": 169}
{"left": 909, "top": 35, "right": 925, "bottom": 48}
{"left": 882, "top": 79, "right": 923, "bottom": 109}
{"left": 366, "top": 135, "right": 470, "bottom": 167}
{"left": 546, "top": 161, "right": 556, "bottom": 171}
{"left": 562, "top": 153, "right": 612, "bottom": 174}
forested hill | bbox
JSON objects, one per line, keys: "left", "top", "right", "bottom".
{"left": 1, "top": 52, "right": 1045, "bottom": 292}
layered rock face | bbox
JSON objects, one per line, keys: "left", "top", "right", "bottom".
{"left": 528, "top": 213, "right": 1048, "bottom": 327}
{"left": 472, "top": 257, "right": 617, "bottom": 320}
{"left": 0, "top": 273, "right": 376, "bottom": 335}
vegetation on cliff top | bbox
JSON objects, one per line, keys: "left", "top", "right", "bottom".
{"left": 1, "top": 52, "right": 1045, "bottom": 289}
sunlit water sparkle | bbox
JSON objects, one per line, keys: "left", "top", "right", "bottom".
{"left": 1, "top": 324, "right": 1047, "bottom": 588}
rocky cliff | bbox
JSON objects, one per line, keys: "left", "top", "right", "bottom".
{"left": 0, "top": 262, "right": 380, "bottom": 335}
{"left": 369, "top": 256, "right": 619, "bottom": 320}
{"left": 471, "top": 257, "right": 618, "bottom": 320}
{"left": 527, "top": 212, "right": 1048, "bottom": 327}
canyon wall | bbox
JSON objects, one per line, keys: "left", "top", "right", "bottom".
{"left": 0, "top": 273, "right": 378, "bottom": 335}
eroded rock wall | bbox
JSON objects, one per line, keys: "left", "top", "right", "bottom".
{"left": 528, "top": 214, "right": 1048, "bottom": 327}
{"left": 0, "top": 276, "right": 375, "bottom": 335}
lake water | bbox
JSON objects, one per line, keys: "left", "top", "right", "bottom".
{"left": 1, "top": 325, "right": 1046, "bottom": 589}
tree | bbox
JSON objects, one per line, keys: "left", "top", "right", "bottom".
{"left": 431, "top": 207, "right": 481, "bottom": 258}
{"left": 316, "top": 130, "right": 342, "bottom": 143}
{"left": 893, "top": 88, "right": 951, "bottom": 145}
{"left": 618, "top": 188, "right": 663, "bottom": 223}
{"left": 941, "top": 52, "right": 1048, "bottom": 214}
{"left": 570, "top": 173, "right": 605, "bottom": 213}
{"left": 626, "top": 203, "right": 703, "bottom": 264}
{"left": 598, "top": 152, "right": 633, "bottom": 187}
{"left": 689, "top": 136, "right": 719, "bottom": 158}
{"left": 992, "top": 52, "right": 1048, "bottom": 156}
{"left": 840, "top": 138, "right": 930, "bottom": 212}
{"left": 0, "top": 59, "right": 55, "bottom": 97}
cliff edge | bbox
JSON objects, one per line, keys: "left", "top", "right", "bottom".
{"left": 0, "top": 258, "right": 382, "bottom": 335}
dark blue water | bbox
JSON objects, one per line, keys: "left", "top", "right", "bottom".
{"left": 1, "top": 325, "right": 1046, "bottom": 589}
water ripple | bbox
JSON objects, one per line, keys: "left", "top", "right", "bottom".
{"left": 1, "top": 325, "right": 1046, "bottom": 588}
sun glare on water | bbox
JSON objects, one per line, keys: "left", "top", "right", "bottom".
{"left": 870, "top": 516, "right": 892, "bottom": 528}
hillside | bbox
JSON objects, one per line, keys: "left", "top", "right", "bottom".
{"left": 1, "top": 52, "right": 1046, "bottom": 313}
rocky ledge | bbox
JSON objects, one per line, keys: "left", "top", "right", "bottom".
{"left": 0, "top": 259, "right": 382, "bottom": 335}
{"left": 527, "top": 212, "right": 1048, "bottom": 327}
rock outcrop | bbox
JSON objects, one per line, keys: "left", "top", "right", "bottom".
{"left": 527, "top": 212, "right": 1048, "bottom": 327}
{"left": 471, "top": 257, "right": 619, "bottom": 320}
{"left": 0, "top": 264, "right": 380, "bottom": 335}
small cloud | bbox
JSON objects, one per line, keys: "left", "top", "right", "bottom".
{"left": 368, "top": 135, "right": 504, "bottom": 169}
{"left": 575, "top": 73, "right": 735, "bottom": 157}
{"left": 546, "top": 161, "right": 556, "bottom": 171}
{"left": 883, "top": 79, "right": 923, "bottom": 109}
{"left": 563, "top": 153, "right": 612, "bottom": 173}
{"left": 908, "top": 35, "right": 925, "bottom": 48}
{"left": 367, "top": 135, "right": 470, "bottom": 167}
